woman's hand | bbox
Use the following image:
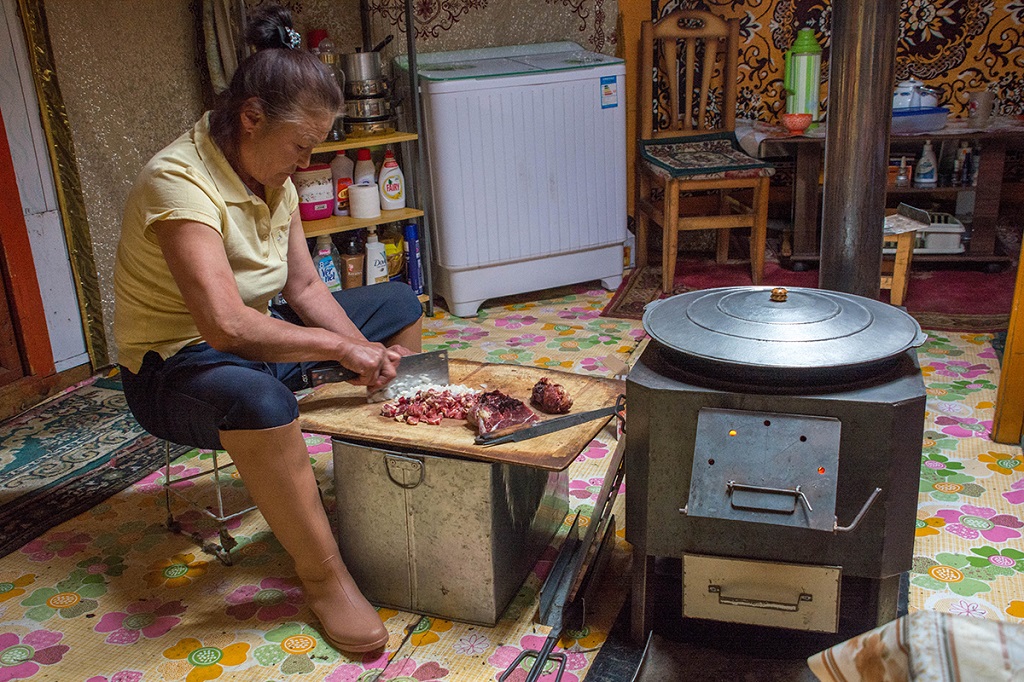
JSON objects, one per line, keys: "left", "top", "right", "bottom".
{"left": 338, "top": 341, "right": 403, "bottom": 389}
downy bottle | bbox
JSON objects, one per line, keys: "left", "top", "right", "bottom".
{"left": 364, "top": 227, "right": 389, "bottom": 285}
{"left": 313, "top": 234, "right": 343, "bottom": 291}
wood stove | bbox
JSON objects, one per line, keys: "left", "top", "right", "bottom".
{"left": 625, "top": 286, "right": 927, "bottom": 641}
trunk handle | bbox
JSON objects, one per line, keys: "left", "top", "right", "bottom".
{"left": 383, "top": 453, "right": 424, "bottom": 489}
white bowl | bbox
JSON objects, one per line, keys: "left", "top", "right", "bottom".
{"left": 891, "top": 106, "right": 949, "bottom": 135}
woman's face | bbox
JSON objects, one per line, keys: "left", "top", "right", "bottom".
{"left": 238, "top": 104, "right": 335, "bottom": 189}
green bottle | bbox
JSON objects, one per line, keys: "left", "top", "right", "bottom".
{"left": 784, "top": 28, "right": 823, "bottom": 120}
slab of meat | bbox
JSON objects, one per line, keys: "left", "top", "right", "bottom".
{"left": 467, "top": 390, "right": 538, "bottom": 435}
{"left": 380, "top": 386, "right": 479, "bottom": 426}
{"left": 530, "top": 377, "right": 573, "bottom": 414}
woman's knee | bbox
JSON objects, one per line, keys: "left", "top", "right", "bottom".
{"left": 379, "top": 281, "right": 423, "bottom": 328}
{"left": 221, "top": 379, "right": 299, "bottom": 431}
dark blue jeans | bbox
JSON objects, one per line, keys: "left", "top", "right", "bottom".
{"left": 120, "top": 282, "right": 421, "bottom": 450}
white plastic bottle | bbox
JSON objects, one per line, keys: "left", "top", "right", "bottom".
{"left": 313, "top": 235, "right": 343, "bottom": 291}
{"left": 364, "top": 227, "right": 389, "bottom": 285}
{"left": 330, "top": 152, "right": 354, "bottom": 216}
{"left": 353, "top": 148, "right": 376, "bottom": 186}
{"left": 378, "top": 148, "right": 406, "bottom": 210}
{"left": 913, "top": 140, "right": 938, "bottom": 187}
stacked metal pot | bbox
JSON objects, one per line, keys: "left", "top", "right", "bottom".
{"left": 341, "top": 51, "right": 394, "bottom": 135}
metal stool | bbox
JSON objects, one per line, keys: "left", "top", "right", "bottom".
{"left": 162, "top": 441, "right": 257, "bottom": 566}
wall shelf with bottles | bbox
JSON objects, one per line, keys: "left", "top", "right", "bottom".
{"left": 312, "top": 131, "right": 418, "bottom": 155}
{"left": 301, "top": 207, "right": 425, "bottom": 239}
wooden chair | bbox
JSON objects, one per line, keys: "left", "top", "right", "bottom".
{"left": 634, "top": 10, "right": 774, "bottom": 293}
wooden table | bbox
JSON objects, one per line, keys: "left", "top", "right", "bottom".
{"left": 760, "top": 126, "right": 1024, "bottom": 270}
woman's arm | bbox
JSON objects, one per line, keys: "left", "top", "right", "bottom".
{"left": 278, "top": 210, "right": 364, "bottom": 339}
{"left": 155, "top": 218, "right": 398, "bottom": 387}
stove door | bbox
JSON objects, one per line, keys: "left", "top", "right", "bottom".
{"left": 686, "top": 408, "right": 841, "bottom": 531}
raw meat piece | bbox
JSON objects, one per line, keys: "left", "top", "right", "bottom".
{"left": 380, "top": 386, "right": 479, "bottom": 425}
{"left": 468, "top": 390, "right": 538, "bottom": 434}
{"left": 530, "top": 377, "right": 574, "bottom": 414}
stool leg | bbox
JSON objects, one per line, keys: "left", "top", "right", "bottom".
{"left": 890, "top": 231, "right": 914, "bottom": 306}
{"left": 663, "top": 181, "right": 680, "bottom": 293}
{"left": 636, "top": 169, "right": 650, "bottom": 269}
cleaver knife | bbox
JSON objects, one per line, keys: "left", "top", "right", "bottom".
{"left": 304, "top": 350, "right": 450, "bottom": 403}
{"left": 475, "top": 394, "right": 625, "bottom": 447}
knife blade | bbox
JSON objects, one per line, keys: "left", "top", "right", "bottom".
{"left": 305, "top": 350, "right": 450, "bottom": 403}
{"left": 475, "top": 395, "right": 625, "bottom": 447}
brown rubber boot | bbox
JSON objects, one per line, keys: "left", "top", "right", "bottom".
{"left": 219, "top": 420, "right": 389, "bottom": 653}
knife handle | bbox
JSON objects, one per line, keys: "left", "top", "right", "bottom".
{"left": 305, "top": 363, "right": 359, "bottom": 387}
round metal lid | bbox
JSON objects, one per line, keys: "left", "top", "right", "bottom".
{"left": 642, "top": 286, "right": 928, "bottom": 371}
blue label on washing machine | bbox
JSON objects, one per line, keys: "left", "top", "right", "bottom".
{"left": 600, "top": 75, "right": 618, "bottom": 109}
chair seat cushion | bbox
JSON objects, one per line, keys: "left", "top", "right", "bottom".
{"left": 641, "top": 132, "right": 775, "bottom": 180}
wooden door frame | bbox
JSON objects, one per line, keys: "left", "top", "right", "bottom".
{"left": 0, "top": 106, "right": 53, "bottom": 380}
{"left": 992, "top": 240, "right": 1024, "bottom": 445}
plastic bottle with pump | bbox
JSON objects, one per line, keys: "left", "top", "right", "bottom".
{"left": 914, "top": 140, "right": 938, "bottom": 187}
{"left": 330, "top": 152, "right": 354, "bottom": 216}
{"left": 340, "top": 236, "right": 364, "bottom": 289}
{"left": 353, "top": 149, "right": 376, "bottom": 186}
{"left": 313, "top": 234, "right": 343, "bottom": 291}
{"left": 364, "top": 227, "right": 388, "bottom": 285}
{"left": 378, "top": 148, "right": 406, "bottom": 210}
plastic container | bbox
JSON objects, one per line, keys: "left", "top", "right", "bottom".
{"left": 293, "top": 164, "right": 334, "bottom": 220}
{"left": 365, "top": 227, "right": 389, "bottom": 285}
{"left": 378, "top": 149, "right": 406, "bottom": 210}
{"left": 353, "top": 148, "right": 376, "bottom": 185}
{"left": 913, "top": 140, "right": 937, "bottom": 187}
{"left": 883, "top": 212, "right": 965, "bottom": 255}
{"left": 890, "top": 107, "right": 949, "bottom": 135}
{"left": 330, "top": 152, "right": 355, "bottom": 216}
{"left": 313, "top": 234, "right": 343, "bottom": 291}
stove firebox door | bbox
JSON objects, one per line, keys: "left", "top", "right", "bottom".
{"left": 687, "top": 408, "right": 841, "bottom": 532}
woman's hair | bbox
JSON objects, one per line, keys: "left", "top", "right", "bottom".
{"left": 209, "top": 5, "right": 342, "bottom": 158}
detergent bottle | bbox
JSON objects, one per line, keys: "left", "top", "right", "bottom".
{"left": 783, "top": 27, "right": 822, "bottom": 121}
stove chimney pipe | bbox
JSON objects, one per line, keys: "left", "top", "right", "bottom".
{"left": 819, "top": 0, "right": 901, "bottom": 297}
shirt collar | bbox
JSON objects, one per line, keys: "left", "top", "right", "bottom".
{"left": 193, "top": 112, "right": 285, "bottom": 209}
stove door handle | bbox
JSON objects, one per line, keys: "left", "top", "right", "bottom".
{"left": 834, "top": 487, "right": 882, "bottom": 533}
{"left": 708, "top": 584, "right": 813, "bottom": 612}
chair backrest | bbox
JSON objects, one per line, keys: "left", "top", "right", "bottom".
{"left": 639, "top": 10, "right": 739, "bottom": 140}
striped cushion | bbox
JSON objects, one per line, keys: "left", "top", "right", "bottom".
{"left": 807, "top": 611, "right": 1024, "bottom": 681}
{"left": 641, "top": 132, "right": 775, "bottom": 180}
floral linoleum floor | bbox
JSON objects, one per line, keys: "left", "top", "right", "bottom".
{"left": 0, "top": 283, "right": 1022, "bottom": 681}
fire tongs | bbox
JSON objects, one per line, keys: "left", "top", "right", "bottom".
{"left": 499, "top": 428, "right": 626, "bottom": 682}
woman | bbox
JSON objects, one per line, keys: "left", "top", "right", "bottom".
{"left": 113, "top": 6, "right": 420, "bottom": 653}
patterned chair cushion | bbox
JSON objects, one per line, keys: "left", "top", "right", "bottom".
{"left": 641, "top": 132, "right": 775, "bottom": 181}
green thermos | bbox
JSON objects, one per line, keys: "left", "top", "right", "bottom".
{"left": 783, "top": 28, "right": 823, "bottom": 120}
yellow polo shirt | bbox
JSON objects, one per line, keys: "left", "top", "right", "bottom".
{"left": 114, "top": 113, "right": 298, "bottom": 373}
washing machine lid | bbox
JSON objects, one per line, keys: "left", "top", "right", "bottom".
{"left": 397, "top": 42, "right": 623, "bottom": 81}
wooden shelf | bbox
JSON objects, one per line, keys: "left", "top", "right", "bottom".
{"left": 313, "top": 131, "right": 418, "bottom": 155}
{"left": 302, "top": 208, "right": 425, "bottom": 238}
{"left": 886, "top": 186, "right": 965, "bottom": 199}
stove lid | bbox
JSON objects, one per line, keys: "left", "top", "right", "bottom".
{"left": 642, "top": 286, "right": 928, "bottom": 372}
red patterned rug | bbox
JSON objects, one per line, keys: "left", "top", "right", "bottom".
{"left": 601, "top": 258, "right": 1017, "bottom": 331}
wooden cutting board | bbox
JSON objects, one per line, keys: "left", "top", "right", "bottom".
{"left": 298, "top": 359, "right": 624, "bottom": 471}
